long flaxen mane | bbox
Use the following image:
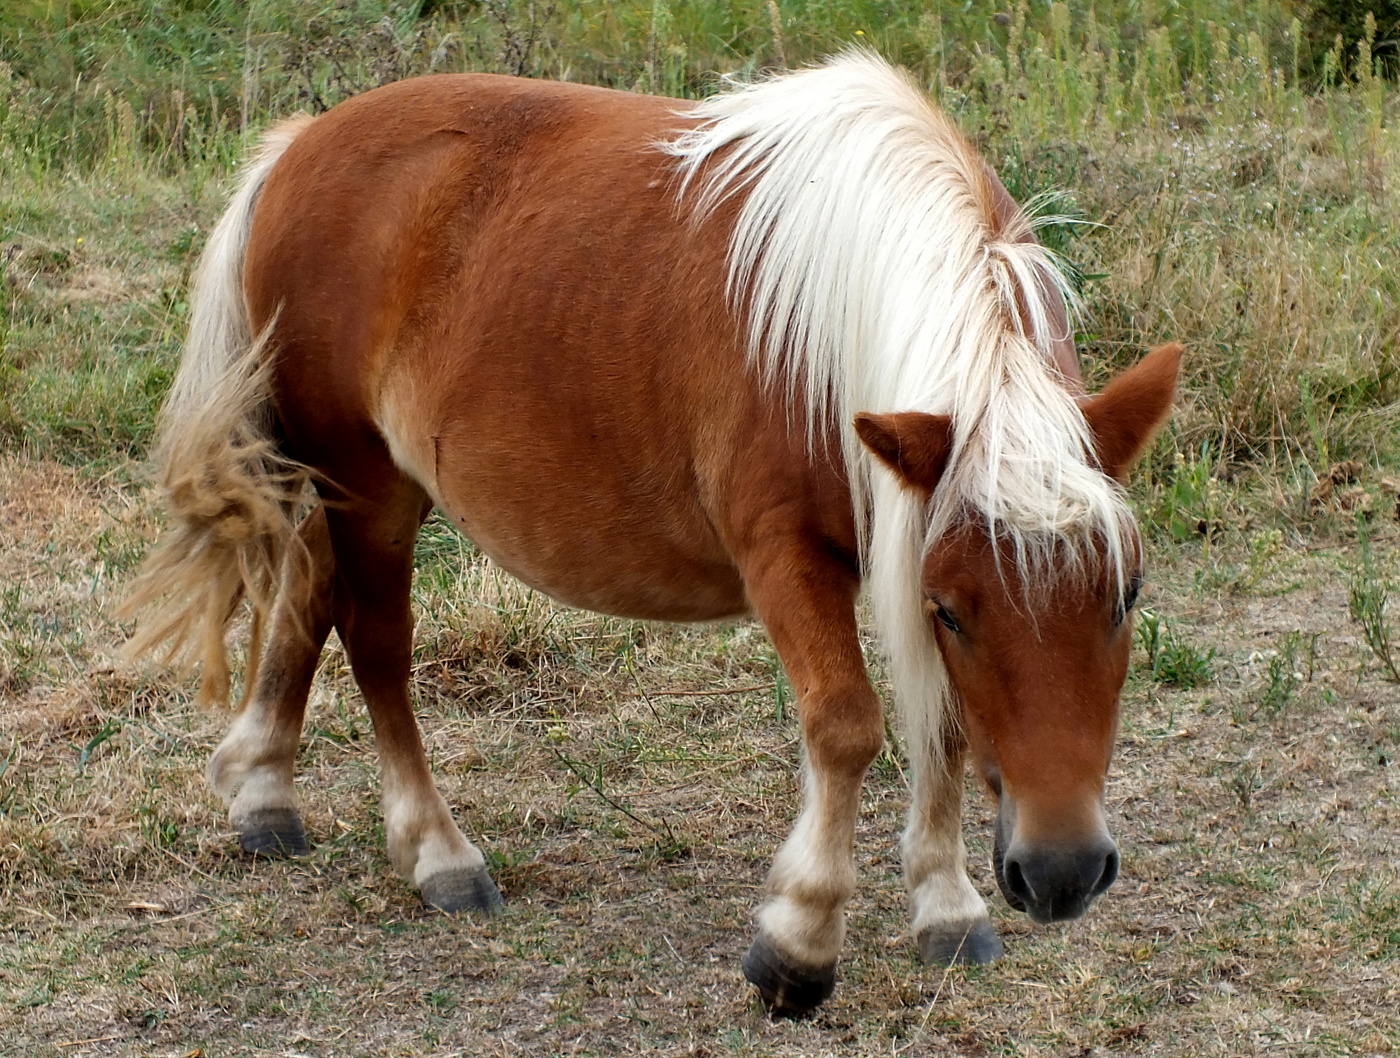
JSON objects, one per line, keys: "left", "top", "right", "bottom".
{"left": 663, "top": 52, "right": 1136, "bottom": 764}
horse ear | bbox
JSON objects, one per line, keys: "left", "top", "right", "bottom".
{"left": 854, "top": 411, "right": 955, "bottom": 495}
{"left": 1082, "top": 342, "right": 1183, "bottom": 483}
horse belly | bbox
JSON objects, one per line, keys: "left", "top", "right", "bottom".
{"left": 378, "top": 374, "right": 746, "bottom": 621}
{"left": 435, "top": 452, "right": 747, "bottom": 622}
{"left": 459, "top": 512, "right": 746, "bottom": 622}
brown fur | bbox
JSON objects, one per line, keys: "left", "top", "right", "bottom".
{"left": 1083, "top": 342, "right": 1183, "bottom": 481}
{"left": 126, "top": 69, "right": 1180, "bottom": 1011}
{"left": 853, "top": 411, "right": 955, "bottom": 499}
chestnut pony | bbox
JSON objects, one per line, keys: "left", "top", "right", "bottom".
{"left": 124, "top": 53, "right": 1180, "bottom": 1015}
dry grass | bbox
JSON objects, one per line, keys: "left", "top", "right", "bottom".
{"left": 2, "top": 456, "right": 1397, "bottom": 1057}
{"left": 985, "top": 89, "right": 1400, "bottom": 470}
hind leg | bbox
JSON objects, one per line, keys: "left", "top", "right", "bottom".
{"left": 324, "top": 477, "right": 502, "bottom": 914}
{"left": 207, "top": 504, "right": 335, "bottom": 857}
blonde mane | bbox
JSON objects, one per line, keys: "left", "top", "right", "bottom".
{"left": 663, "top": 51, "right": 1135, "bottom": 763}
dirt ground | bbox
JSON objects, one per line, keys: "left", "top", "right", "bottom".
{"left": 1, "top": 456, "right": 1397, "bottom": 1057}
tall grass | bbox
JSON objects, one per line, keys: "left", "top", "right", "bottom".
{"left": 1, "top": 0, "right": 1397, "bottom": 481}
{"left": 0, "top": 1, "right": 1363, "bottom": 171}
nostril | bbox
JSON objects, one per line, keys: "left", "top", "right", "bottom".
{"left": 1004, "top": 856, "right": 1037, "bottom": 906}
{"left": 1093, "top": 847, "right": 1120, "bottom": 896}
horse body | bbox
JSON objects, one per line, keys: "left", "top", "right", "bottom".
{"left": 125, "top": 54, "right": 1180, "bottom": 1015}
{"left": 250, "top": 74, "right": 854, "bottom": 623}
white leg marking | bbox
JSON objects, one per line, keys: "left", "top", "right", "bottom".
{"left": 207, "top": 700, "right": 299, "bottom": 823}
{"left": 903, "top": 741, "right": 989, "bottom": 937}
{"left": 757, "top": 763, "right": 859, "bottom": 969}
{"left": 378, "top": 768, "right": 485, "bottom": 887}
{"left": 904, "top": 813, "right": 988, "bottom": 936}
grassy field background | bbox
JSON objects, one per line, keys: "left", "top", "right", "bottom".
{"left": 2, "top": 2, "right": 1399, "bottom": 1055}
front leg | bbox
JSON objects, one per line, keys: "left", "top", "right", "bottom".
{"left": 739, "top": 544, "right": 885, "bottom": 1016}
{"left": 903, "top": 729, "right": 1002, "bottom": 965}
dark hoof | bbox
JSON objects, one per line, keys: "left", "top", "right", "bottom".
{"left": 237, "top": 808, "right": 310, "bottom": 858}
{"left": 742, "top": 933, "right": 836, "bottom": 1017}
{"left": 917, "top": 918, "right": 1004, "bottom": 966}
{"left": 421, "top": 867, "right": 504, "bottom": 914}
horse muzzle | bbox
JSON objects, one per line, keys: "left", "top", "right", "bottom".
{"left": 993, "top": 808, "right": 1119, "bottom": 925}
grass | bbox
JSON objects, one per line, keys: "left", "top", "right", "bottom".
{"left": 6, "top": 3, "right": 1400, "bottom": 471}
{"left": 1135, "top": 608, "right": 1216, "bottom": 689}
{"left": 1, "top": 1, "right": 1399, "bottom": 1055}
{"left": 1350, "top": 514, "right": 1400, "bottom": 682}
{"left": 2, "top": 462, "right": 1398, "bottom": 1055}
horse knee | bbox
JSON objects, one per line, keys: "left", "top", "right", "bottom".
{"left": 801, "top": 686, "right": 885, "bottom": 778}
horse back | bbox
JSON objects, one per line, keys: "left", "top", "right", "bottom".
{"left": 243, "top": 74, "right": 858, "bottom": 620}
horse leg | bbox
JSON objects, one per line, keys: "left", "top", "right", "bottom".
{"left": 903, "top": 729, "right": 1003, "bottom": 965}
{"left": 324, "top": 479, "right": 502, "bottom": 914}
{"left": 207, "top": 504, "right": 335, "bottom": 857}
{"left": 738, "top": 548, "right": 885, "bottom": 1016}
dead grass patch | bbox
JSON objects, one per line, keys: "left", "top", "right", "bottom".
{"left": 1, "top": 457, "right": 1397, "bottom": 1055}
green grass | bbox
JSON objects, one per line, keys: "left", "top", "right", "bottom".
{"left": 1136, "top": 608, "right": 1216, "bottom": 688}
{"left": 1350, "top": 514, "right": 1400, "bottom": 681}
{"left": 4, "top": 1, "right": 1399, "bottom": 479}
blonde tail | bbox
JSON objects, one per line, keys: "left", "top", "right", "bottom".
{"left": 121, "top": 115, "right": 315, "bottom": 708}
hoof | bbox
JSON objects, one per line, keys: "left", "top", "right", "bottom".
{"left": 917, "top": 918, "right": 1004, "bottom": 966}
{"left": 420, "top": 867, "right": 504, "bottom": 914}
{"left": 741, "top": 933, "right": 836, "bottom": 1017}
{"left": 236, "top": 808, "right": 310, "bottom": 858}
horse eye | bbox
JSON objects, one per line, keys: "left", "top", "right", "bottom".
{"left": 934, "top": 605, "right": 962, "bottom": 634}
{"left": 1117, "top": 577, "right": 1142, "bottom": 625}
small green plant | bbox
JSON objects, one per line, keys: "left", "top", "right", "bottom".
{"left": 1347, "top": 516, "right": 1400, "bottom": 682}
{"left": 1226, "top": 762, "right": 1266, "bottom": 811}
{"left": 1149, "top": 448, "right": 1227, "bottom": 545}
{"left": 1256, "top": 653, "right": 1296, "bottom": 719}
{"left": 1241, "top": 629, "right": 1318, "bottom": 721}
{"left": 1244, "top": 528, "right": 1283, "bottom": 587}
{"left": 77, "top": 718, "right": 126, "bottom": 770}
{"left": 550, "top": 744, "right": 688, "bottom": 860}
{"left": 1137, "top": 609, "right": 1216, "bottom": 688}
{"left": 0, "top": 738, "right": 18, "bottom": 815}
{"left": 771, "top": 658, "right": 790, "bottom": 723}
{"left": 1207, "top": 527, "right": 1287, "bottom": 595}
{"left": 137, "top": 802, "right": 181, "bottom": 850}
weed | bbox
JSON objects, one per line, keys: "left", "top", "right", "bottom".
{"left": 0, "top": 739, "right": 17, "bottom": 815}
{"left": 1226, "top": 761, "right": 1267, "bottom": 811}
{"left": 549, "top": 743, "right": 687, "bottom": 859}
{"left": 1148, "top": 447, "right": 1227, "bottom": 545}
{"left": 771, "top": 658, "right": 790, "bottom": 723}
{"left": 77, "top": 717, "right": 126, "bottom": 771}
{"left": 1198, "top": 527, "right": 1291, "bottom": 596}
{"left": 1136, "top": 609, "right": 1215, "bottom": 688}
{"left": 1241, "top": 528, "right": 1285, "bottom": 592}
{"left": 1236, "top": 629, "right": 1317, "bottom": 722}
{"left": 1348, "top": 515, "right": 1400, "bottom": 682}
{"left": 137, "top": 802, "right": 181, "bottom": 850}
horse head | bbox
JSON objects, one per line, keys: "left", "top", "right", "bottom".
{"left": 856, "top": 341, "right": 1181, "bottom": 925}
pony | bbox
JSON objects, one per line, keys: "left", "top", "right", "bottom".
{"left": 122, "top": 52, "right": 1181, "bottom": 1016}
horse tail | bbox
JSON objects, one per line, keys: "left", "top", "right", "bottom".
{"left": 120, "top": 115, "right": 315, "bottom": 709}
